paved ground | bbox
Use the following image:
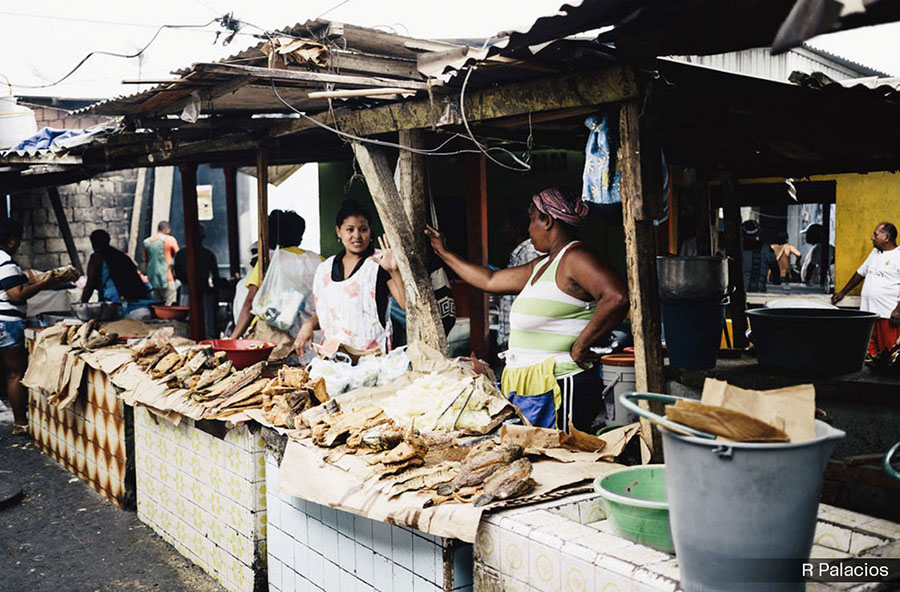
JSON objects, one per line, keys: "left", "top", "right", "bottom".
{"left": 0, "top": 401, "right": 225, "bottom": 592}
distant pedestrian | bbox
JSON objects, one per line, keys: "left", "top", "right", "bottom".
{"left": 143, "top": 221, "right": 179, "bottom": 305}
{"left": 741, "top": 219, "right": 780, "bottom": 292}
{"left": 800, "top": 223, "right": 834, "bottom": 286}
{"left": 833, "top": 222, "right": 900, "bottom": 355}
{"left": 174, "top": 224, "right": 219, "bottom": 337}
{"left": 81, "top": 230, "right": 150, "bottom": 303}
{"left": 0, "top": 218, "right": 66, "bottom": 435}
{"left": 771, "top": 231, "right": 802, "bottom": 282}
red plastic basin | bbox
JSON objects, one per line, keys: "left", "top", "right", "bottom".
{"left": 152, "top": 305, "right": 189, "bottom": 321}
{"left": 199, "top": 339, "right": 275, "bottom": 369}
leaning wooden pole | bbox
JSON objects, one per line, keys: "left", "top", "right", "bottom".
{"left": 351, "top": 141, "right": 448, "bottom": 354}
{"left": 256, "top": 148, "right": 270, "bottom": 275}
{"left": 721, "top": 174, "right": 748, "bottom": 348}
{"left": 465, "top": 153, "right": 490, "bottom": 360}
{"left": 179, "top": 163, "right": 206, "bottom": 341}
{"left": 46, "top": 186, "right": 83, "bottom": 274}
{"left": 619, "top": 98, "right": 666, "bottom": 463}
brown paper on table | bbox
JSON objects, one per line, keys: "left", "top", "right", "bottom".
{"left": 499, "top": 424, "right": 605, "bottom": 458}
{"left": 22, "top": 324, "right": 70, "bottom": 394}
{"left": 101, "top": 319, "right": 154, "bottom": 337}
{"left": 701, "top": 378, "right": 816, "bottom": 442}
{"left": 278, "top": 437, "right": 622, "bottom": 543}
{"left": 595, "top": 423, "right": 643, "bottom": 460}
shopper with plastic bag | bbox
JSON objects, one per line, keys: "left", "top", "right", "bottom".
{"left": 231, "top": 210, "right": 322, "bottom": 359}
{"left": 293, "top": 200, "right": 406, "bottom": 355}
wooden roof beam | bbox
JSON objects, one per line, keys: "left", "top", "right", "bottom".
{"left": 191, "top": 62, "right": 431, "bottom": 91}
{"left": 268, "top": 64, "right": 637, "bottom": 139}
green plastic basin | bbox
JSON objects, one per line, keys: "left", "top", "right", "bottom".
{"left": 593, "top": 464, "right": 674, "bottom": 554}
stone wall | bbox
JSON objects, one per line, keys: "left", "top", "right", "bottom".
{"left": 11, "top": 171, "right": 139, "bottom": 270}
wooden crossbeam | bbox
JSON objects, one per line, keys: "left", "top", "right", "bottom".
{"left": 191, "top": 63, "right": 430, "bottom": 91}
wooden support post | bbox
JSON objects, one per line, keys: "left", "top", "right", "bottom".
{"left": 46, "top": 186, "right": 83, "bottom": 274}
{"left": 127, "top": 168, "right": 147, "bottom": 258}
{"left": 351, "top": 141, "right": 448, "bottom": 353}
{"left": 465, "top": 153, "right": 489, "bottom": 361}
{"left": 397, "top": 129, "right": 439, "bottom": 346}
{"left": 224, "top": 166, "right": 241, "bottom": 278}
{"left": 721, "top": 175, "right": 749, "bottom": 348}
{"left": 256, "top": 148, "right": 270, "bottom": 275}
{"left": 690, "top": 169, "right": 714, "bottom": 256}
{"left": 619, "top": 98, "right": 666, "bottom": 462}
{"left": 180, "top": 163, "right": 206, "bottom": 341}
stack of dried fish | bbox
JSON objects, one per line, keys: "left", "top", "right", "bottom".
{"left": 367, "top": 424, "right": 429, "bottom": 477}
{"left": 433, "top": 441, "right": 534, "bottom": 507}
{"left": 306, "top": 404, "right": 393, "bottom": 448}
{"left": 60, "top": 320, "right": 119, "bottom": 351}
{"left": 262, "top": 366, "right": 330, "bottom": 428}
{"left": 190, "top": 361, "right": 268, "bottom": 417}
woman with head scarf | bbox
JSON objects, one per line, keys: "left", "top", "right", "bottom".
{"left": 425, "top": 187, "right": 629, "bottom": 433}
{"left": 293, "top": 200, "right": 405, "bottom": 354}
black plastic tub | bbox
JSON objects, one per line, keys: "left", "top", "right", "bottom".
{"left": 747, "top": 308, "right": 879, "bottom": 375}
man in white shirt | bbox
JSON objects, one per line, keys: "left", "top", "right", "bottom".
{"left": 833, "top": 222, "right": 900, "bottom": 355}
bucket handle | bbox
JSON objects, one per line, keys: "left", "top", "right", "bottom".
{"left": 885, "top": 441, "right": 900, "bottom": 481}
{"left": 619, "top": 392, "right": 718, "bottom": 440}
{"left": 600, "top": 374, "right": 621, "bottom": 398}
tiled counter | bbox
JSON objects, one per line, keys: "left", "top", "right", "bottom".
{"left": 265, "top": 453, "right": 473, "bottom": 592}
{"left": 134, "top": 406, "right": 268, "bottom": 592}
{"left": 474, "top": 494, "right": 900, "bottom": 592}
{"left": 28, "top": 364, "right": 134, "bottom": 508}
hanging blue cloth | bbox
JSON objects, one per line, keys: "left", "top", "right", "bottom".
{"left": 582, "top": 115, "right": 621, "bottom": 205}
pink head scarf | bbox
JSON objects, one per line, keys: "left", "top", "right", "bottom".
{"left": 531, "top": 188, "right": 589, "bottom": 226}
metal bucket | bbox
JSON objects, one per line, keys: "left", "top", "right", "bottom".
{"left": 657, "top": 256, "right": 730, "bottom": 301}
{"left": 621, "top": 393, "right": 845, "bottom": 592}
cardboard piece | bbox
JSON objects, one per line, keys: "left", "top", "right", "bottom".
{"left": 278, "top": 436, "right": 623, "bottom": 543}
{"left": 666, "top": 400, "right": 789, "bottom": 442}
{"left": 701, "top": 378, "right": 816, "bottom": 442}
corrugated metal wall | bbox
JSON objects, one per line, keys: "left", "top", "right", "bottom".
{"left": 673, "top": 48, "right": 859, "bottom": 82}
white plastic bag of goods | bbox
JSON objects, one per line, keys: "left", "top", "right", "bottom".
{"left": 251, "top": 248, "right": 318, "bottom": 332}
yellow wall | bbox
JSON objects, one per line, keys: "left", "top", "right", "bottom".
{"left": 813, "top": 171, "right": 900, "bottom": 294}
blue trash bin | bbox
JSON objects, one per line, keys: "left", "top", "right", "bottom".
{"left": 661, "top": 298, "right": 726, "bottom": 369}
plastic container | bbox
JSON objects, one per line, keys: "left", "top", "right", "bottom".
{"left": 661, "top": 298, "right": 726, "bottom": 369}
{"left": 200, "top": 339, "right": 275, "bottom": 369}
{"left": 593, "top": 465, "right": 673, "bottom": 553}
{"left": 0, "top": 94, "right": 37, "bottom": 150}
{"left": 620, "top": 393, "right": 845, "bottom": 592}
{"left": 747, "top": 308, "right": 878, "bottom": 375}
{"left": 600, "top": 354, "right": 638, "bottom": 426}
{"left": 152, "top": 305, "right": 189, "bottom": 321}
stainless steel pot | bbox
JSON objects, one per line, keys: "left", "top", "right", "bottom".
{"left": 71, "top": 302, "right": 122, "bottom": 322}
{"left": 657, "top": 256, "right": 730, "bottom": 301}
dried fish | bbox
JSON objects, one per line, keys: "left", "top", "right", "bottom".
{"left": 151, "top": 352, "right": 184, "bottom": 378}
{"left": 435, "top": 442, "right": 523, "bottom": 495}
{"left": 472, "top": 458, "right": 534, "bottom": 507}
{"left": 84, "top": 332, "right": 118, "bottom": 350}
{"left": 386, "top": 462, "right": 459, "bottom": 498}
{"left": 192, "top": 360, "right": 235, "bottom": 392}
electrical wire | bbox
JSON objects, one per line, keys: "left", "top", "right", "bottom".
{"left": 459, "top": 65, "right": 532, "bottom": 171}
{"left": 316, "top": 0, "right": 355, "bottom": 20}
{"left": 269, "top": 80, "right": 533, "bottom": 159}
{"left": 12, "top": 18, "right": 221, "bottom": 90}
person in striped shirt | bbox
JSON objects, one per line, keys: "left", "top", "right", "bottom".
{"left": 426, "top": 187, "right": 629, "bottom": 432}
{"left": 0, "top": 218, "right": 66, "bottom": 434}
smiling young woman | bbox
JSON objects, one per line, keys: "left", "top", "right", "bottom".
{"left": 294, "top": 200, "right": 406, "bottom": 354}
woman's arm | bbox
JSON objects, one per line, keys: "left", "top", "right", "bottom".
{"left": 425, "top": 225, "right": 535, "bottom": 295}
{"left": 293, "top": 312, "right": 320, "bottom": 355}
{"left": 230, "top": 284, "right": 258, "bottom": 338}
{"left": 78, "top": 255, "right": 102, "bottom": 303}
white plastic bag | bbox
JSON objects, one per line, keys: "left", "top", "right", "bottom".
{"left": 251, "top": 248, "right": 318, "bottom": 332}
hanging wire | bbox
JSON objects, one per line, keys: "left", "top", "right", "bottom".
{"left": 12, "top": 18, "right": 221, "bottom": 89}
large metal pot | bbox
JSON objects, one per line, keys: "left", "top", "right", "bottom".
{"left": 657, "top": 256, "right": 730, "bottom": 301}
{"left": 747, "top": 308, "right": 878, "bottom": 375}
{"left": 71, "top": 302, "right": 122, "bottom": 322}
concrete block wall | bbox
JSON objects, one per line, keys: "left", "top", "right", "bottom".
{"left": 134, "top": 407, "right": 268, "bottom": 592}
{"left": 11, "top": 171, "right": 141, "bottom": 270}
{"left": 265, "top": 453, "right": 474, "bottom": 592}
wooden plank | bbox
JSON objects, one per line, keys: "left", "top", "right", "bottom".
{"left": 721, "top": 175, "right": 749, "bottom": 348}
{"left": 151, "top": 167, "right": 174, "bottom": 234}
{"left": 0, "top": 154, "right": 82, "bottom": 165}
{"left": 180, "top": 163, "right": 206, "bottom": 341}
{"left": 224, "top": 166, "right": 241, "bottom": 278}
{"left": 618, "top": 99, "right": 666, "bottom": 463}
{"left": 127, "top": 168, "right": 147, "bottom": 258}
{"left": 256, "top": 148, "right": 270, "bottom": 275}
{"left": 465, "top": 153, "right": 489, "bottom": 360}
{"left": 268, "top": 64, "right": 638, "bottom": 139}
{"left": 350, "top": 141, "right": 448, "bottom": 353}
{"left": 136, "top": 75, "right": 255, "bottom": 116}
{"left": 46, "top": 186, "right": 83, "bottom": 274}
{"left": 191, "top": 63, "right": 430, "bottom": 91}
{"left": 329, "top": 49, "right": 422, "bottom": 80}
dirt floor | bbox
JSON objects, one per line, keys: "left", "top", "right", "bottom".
{"left": 0, "top": 400, "right": 225, "bottom": 592}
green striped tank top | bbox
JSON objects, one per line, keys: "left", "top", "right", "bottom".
{"left": 507, "top": 241, "right": 596, "bottom": 377}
